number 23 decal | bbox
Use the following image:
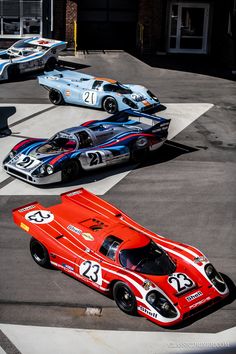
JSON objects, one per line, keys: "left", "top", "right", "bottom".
{"left": 168, "top": 273, "right": 194, "bottom": 293}
{"left": 79, "top": 260, "right": 102, "bottom": 285}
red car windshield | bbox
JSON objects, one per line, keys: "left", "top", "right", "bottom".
{"left": 119, "top": 241, "right": 176, "bottom": 275}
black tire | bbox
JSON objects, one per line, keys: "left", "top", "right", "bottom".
{"left": 7, "top": 65, "right": 20, "bottom": 80}
{"left": 113, "top": 281, "right": 137, "bottom": 315}
{"left": 130, "top": 146, "right": 148, "bottom": 162}
{"left": 49, "top": 89, "right": 64, "bottom": 105}
{"left": 30, "top": 238, "right": 51, "bottom": 268}
{"left": 102, "top": 96, "right": 118, "bottom": 114}
{"left": 61, "top": 160, "right": 80, "bottom": 182}
{"left": 45, "top": 57, "right": 57, "bottom": 71}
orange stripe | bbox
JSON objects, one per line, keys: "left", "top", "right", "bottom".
{"left": 142, "top": 100, "right": 151, "bottom": 107}
{"left": 95, "top": 77, "right": 117, "bottom": 84}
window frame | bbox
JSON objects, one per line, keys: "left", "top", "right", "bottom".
{"left": 0, "top": 0, "right": 42, "bottom": 38}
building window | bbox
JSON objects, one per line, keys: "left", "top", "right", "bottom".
{"left": 0, "top": 0, "right": 42, "bottom": 37}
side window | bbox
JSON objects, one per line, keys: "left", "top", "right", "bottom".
{"left": 99, "top": 235, "right": 122, "bottom": 261}
{"left": 103, "top": 84, "right": 116, "bottom": 92}
{"left": 92, "top": 80, "right": 103, "bottom": 90}
{"left": 75, "top": 131, "right": 93, "bottom": 148}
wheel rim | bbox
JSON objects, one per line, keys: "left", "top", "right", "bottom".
{"left": 116, "top": 285, "right": 134, "bottom": 310}
{"left": 50, "top": 91, "right": 60, "bottom": 104}
{"left": 104, "top": 98, "right": 117, "bottom": 113}
{"left": 32, "top": 243, "right": 46, "bottom": 263}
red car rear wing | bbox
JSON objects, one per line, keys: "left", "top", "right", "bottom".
{"left": 12, "top": 188, "right": 159, "bottom": 243}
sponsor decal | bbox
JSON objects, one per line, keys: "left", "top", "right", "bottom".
{"left": 142, "top": 280, "right": 153, "bottom": 291}
{"left": 62, "top": 263, "right": 74, "bottom": 272}
{"left": 189, "top": 296, "right": 211, "bottom": 309}
{"left": 67, "top": 190, "right": 82, "bottom": 197}
{"left": 138, "top": 306, "right": 158, "bottom": 319}
{"left": 25, "top": 210, "right": 54, "bottom": 224}
{"left": 20, "top": 222, "right": 29, "bottom": 232}
{"left": 82, "top": 232, "right": 94, "bottom": 241}
{"left": 67, "top": 224, "right": 82, "bottom": 235}
{"left": 186, "top": 291, "right": 203, "bottom": 302}
{"left": 194, "top": 256, "right": 208, "bottom": 264}
{"left": 19, "top": 205, "right": 35, "bottom": 213}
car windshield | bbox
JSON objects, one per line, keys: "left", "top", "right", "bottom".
{"left": 119, "top": 241, "right": 176, "bottom": 275}
{"left": 37, "top": 134, "right": 77, "bottom": 154}
{"left": 13, "top": 40, "right": 37, "bottom": 50}
{"left": 103, "top": 83, "right": 132, "bottom": 94}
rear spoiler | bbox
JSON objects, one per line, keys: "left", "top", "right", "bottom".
{"left": 12, "top": 188, "right": 160, "bottom": 244}
{"left": 103, "top": 109, "right": 170, "bottom": 124}
{"left": 61, "top": 188, "right": 161, "bottom": 240}
{"left": 145, "top": 119, "right": 171, "bottom": 134}
{"left": 12, "top": 201, "right": 65, "bottom": 245}
{"left": 61, "top": 188, "right": 123, "bottom": 219}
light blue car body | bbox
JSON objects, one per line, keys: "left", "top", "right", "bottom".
{"left": 38, "top": 69, "right": 161, "bottom": 113}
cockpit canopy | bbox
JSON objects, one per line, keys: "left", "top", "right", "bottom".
{"left": 119, "top": 240, "right": 176, "bottom": 276}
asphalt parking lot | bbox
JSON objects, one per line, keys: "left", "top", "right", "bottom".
{"left": 0, "top": 51, "right": 235, "bottom": 335}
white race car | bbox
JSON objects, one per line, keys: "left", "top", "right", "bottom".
{"left": 0, "top": 37, "right": 67, "bottom": 81}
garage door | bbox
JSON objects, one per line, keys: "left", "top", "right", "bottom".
{"left": 78, "top": 0, "right": 138, "bottom": 50}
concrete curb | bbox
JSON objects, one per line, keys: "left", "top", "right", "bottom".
{"left": 0, "top": 324, "right": 235, "bottom": 354}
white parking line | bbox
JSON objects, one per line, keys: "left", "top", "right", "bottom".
{"left": 0, "top": 103, "right": 213, "bottom": 195}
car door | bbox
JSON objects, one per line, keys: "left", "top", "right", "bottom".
{"left": 79, "top": 149, "right": 112, "bottom": 170}
{"left": 75, "top": 254, "right": 107, "bottom": 291}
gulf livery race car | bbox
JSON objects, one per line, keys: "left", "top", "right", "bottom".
{"left": 3, "top": 109, "right": 170, "bottom": 185}
{"left": 38, "top": 69, "right": 161, "bottom": 113}
{"left": 0, "top": 37, "right": 67, "bottom": 81}
{"left": 13, "top": 188, "right": 229, "bottom": 327}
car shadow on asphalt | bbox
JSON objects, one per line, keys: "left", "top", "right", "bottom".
{"left": 39, "top": 140, "right": 199, "bottom": 190}
{"left": 1, "top": 61, "right": 90, "bottom": 83}
{"left": 137, "top": 140, "right": 199, "bottom": 169}
{"left": 129, "top": 51, "right": 236, "bottom": 81}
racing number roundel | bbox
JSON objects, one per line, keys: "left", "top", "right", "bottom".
{"left": 82, "top": 91, "right": 97, "bottom": 105}
{"left": 25, "top": 210, "right": 54, "bottom": 224}
{"left": 168, "top": 273, "right": 194, "bottom": 294}
{"left": 79, "top": 260, "right": 102, "bottom": 286}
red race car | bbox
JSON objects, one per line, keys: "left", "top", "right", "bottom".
{"left": 13, "top": 188, "right": 229, "bottom": 327}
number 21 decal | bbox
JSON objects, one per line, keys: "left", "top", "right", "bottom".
{"left": 16, "top": 154, "right": 41, "bottom": 169}
{"left": 79, "top": 260, "right": 102, "bottom": 285}
{"left": 168, "top": 273, "right": 194, "bottom": 293}
{"left": 88, "top": 152, "right": 102, "bottom": 166}
{"left": 82, "top": 91, "right": 97, "bottom": 105}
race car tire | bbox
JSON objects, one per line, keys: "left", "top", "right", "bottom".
{"left": 30, "top": 238, "right": 51, "bottom": 268}
{"left": 102, "top": 96, "right": 118, "bottom": 114}
{"left": 113, "top": 281, "right": 137, "bottom": 315}
{"left": 45, "top": 57, "right": 57, "bottom": 71}
{"left": 7, "top": 64, "right": 20, "bottom": 80}
{"left": 130, "top": 146, "right": 148, "bottom": 162}
{"left": 61, "top": 160, "right": 80, "bottom": 182}
{"left": 49, "top": 89, "right": 64, "bottom": 105}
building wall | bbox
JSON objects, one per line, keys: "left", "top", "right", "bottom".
{"left": 138, "top": 0, "right": 164, "bottom": 53}
{"left": 65, "top": 0, "right": 77, "bottom": 48}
